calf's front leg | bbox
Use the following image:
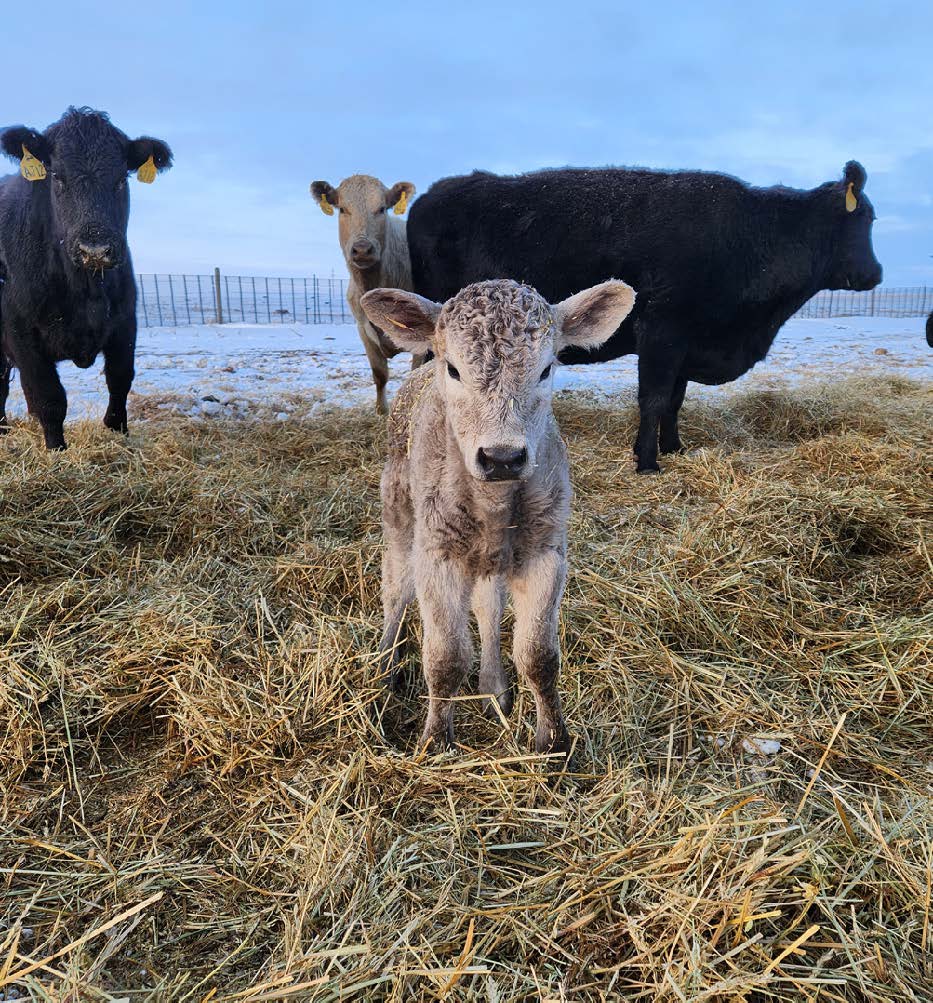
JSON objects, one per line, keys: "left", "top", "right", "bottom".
{"left": 509, "top": 550, "right": 570, "bottom": 757}
{"left": 416, "top": 558, "right": 472, "bottom": 752}
{"left": 473, "top": 576, "right": 511, "bottom": 719}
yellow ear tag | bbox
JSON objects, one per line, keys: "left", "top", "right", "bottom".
{"left": 20, "top": 145, "right": 46, "bottom": 182}
{"left": 393, "top": 189, "right": 409, "bottom": 215}
{"left": 845, "top": 182, "right": 857, "bottom": 213}
{"left": 319, "top": 192, "right": 334, "bottom": 216}
{"left": 137, "top": 155, "right": 157, "bottom": 184}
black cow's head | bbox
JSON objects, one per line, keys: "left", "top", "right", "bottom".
{"left": 823, "top": 161, "right": 883, "bottom": 292}
{"left": 1, "top": 107, "right": 172, "bottom": 272}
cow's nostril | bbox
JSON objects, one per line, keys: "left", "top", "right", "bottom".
{"left": 78, "top": 242, "right": 114, "bottom": 263}
{"left": 477, "top": 446, "right": 528, "bottom": 477}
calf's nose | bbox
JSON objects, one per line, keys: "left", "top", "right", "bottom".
{"left": 477, "top": 445, "right": 528, "bottom": 480}
{"left": 350, "top": 238, "right": 376, "bottom": 257}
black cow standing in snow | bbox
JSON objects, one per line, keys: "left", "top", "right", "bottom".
{"left": 408, "top": 162, "right": 883, "bottom": 472}
{"left": 0, "top": 107, "right": 172, "bottom": 450}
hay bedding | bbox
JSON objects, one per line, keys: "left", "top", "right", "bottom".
{"left": 0, "top": 375, "right": 930, "bottom": 1001}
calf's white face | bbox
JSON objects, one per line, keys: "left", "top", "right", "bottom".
{"left": 362, "top": 280, "right": 636, "bottom": 482}
{"left": 310, "top": 174, "right": 415, "bottom": 272}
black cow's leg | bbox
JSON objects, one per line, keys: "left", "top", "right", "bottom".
{"left": 16, "top": 345, "right": 67, "bottom": 450}
{"left": 659, "top": 373, "right": 689, "bottom": 455}
{"left": 103, "top": 327, "right": 136, "bottom": 434}
{"left": 0, "top": 355, "right": 11, "bottom": 433}
{"left": 634, "top": 339, "right": 685, "bottom": 474}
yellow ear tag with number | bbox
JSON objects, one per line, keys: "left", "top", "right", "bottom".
{"left": 319, "top": 192, "right": 334, "bottom": 216}
{"left": 20, "top": 145, "right": 46, "bottom": 182}
{"left": 393, "top": 189, "right": 409, "bottom": 215}
{"left": 845, "top": 182, "right": 857, "bottom": 213}
{"left": 137, "top": 155, "right": 157, "bottom": 184}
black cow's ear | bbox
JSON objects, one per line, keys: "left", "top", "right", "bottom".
{"left": 126, "top": 137, "right": 173, "bottom": 173}
{"left": 360, "top": 289, "right": 440, "bottom": 353}
{"left": 844, "top": 161, "right": 867, "bottom": 195}
{"left": 1, "top": 125, "right": 49, "bottom": 164}
{"left": 310, "top": 181, "right": 339, "bottom": 215}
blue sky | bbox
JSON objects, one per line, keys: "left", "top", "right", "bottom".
{"left": 3, "top": 1, "right": 932, "bottom": 284}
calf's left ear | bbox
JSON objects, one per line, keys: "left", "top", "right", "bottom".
{"left": 127, "top": 137, "right": 173, "bottom": 173}
{"left": 361, "top": 288, "right": 440, "bottom": 354}
{"left": 553, "top": 279, "right": 636, "bottom": 352}
{"left": 385, "top": 181, "right": 415, "bottom": 214}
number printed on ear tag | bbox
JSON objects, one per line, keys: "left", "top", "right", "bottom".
{"left": 137, "top": 155, "right": 157, "bottom": 184}
{"left": 20, "top": 145, "right": 46, "bottom": 182}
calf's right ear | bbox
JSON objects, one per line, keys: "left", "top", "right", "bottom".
{"left": 310, "top": 180, "right": 339, "bottom": 215}
{"left": 553, "top": 279, "right": 636, "bottom": 352}
{"left": 360, "top": 289, "right": 441, "bottom": 353}
{"left": 1, "top": 125, "right": 49, "bottom": 165}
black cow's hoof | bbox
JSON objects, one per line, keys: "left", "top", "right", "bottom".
{"left": 0, "top": 421, "right": 9, "bottom": 436}
{"left": 104, "top": 414, "right": 128, "bottom": 434}
{"left": 637, "top": 464, "right": 661, "bottom": 475}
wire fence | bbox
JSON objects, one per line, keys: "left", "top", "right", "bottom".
{"left": 136, "top": 271, "right": 350, "bottom": 327}
{"left": 135, "top": 273, "right": 933, "bottom": 328}
{"left": 795, "top": 286, "right": 933, "bottom": 319}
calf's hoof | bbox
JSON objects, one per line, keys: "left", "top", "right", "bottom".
{"left": 535, "top": 722, "right": 571, "bottom": 759}
{"left": 418, "top": 724, "right": 455, "bottom": 756}
{"left": 481, "top": 686, "right": 514, "bottom": 721}
{"left": 636, "top": 463, "right": 661, "bottom": 475}
{"left": 659, "top": 441, "right": 685, "bottom": 456}
{"left": 0, "top": 420, "right": 9, "bottom": 436}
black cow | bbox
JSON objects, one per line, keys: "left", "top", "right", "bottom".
{"left": 926, "top": 312, "right": 933, "bottom": 348}
{"left": 0, "top": 107, "right": 171, "bottom": 450}
{"left": 408, "top": 163, "right": 883, "bottom": 472}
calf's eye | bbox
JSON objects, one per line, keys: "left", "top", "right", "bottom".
{"left": 447, "top": 362, "right": 461, "bottom": 381}
{"left": 539, "top": 364, "right": 552, "bottom": 382}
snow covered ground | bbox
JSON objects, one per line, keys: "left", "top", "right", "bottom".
{"left": 3, "top": 316, "right": 931, "bottom": 422}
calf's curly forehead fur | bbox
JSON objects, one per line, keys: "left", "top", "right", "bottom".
{"left": 437, "top": 281, "right": 552, "bottom": 366}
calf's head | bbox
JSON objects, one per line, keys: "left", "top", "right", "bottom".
{"left": 311, "top": 175, "right": 415, "bottom": 271}
{"left": 362, "top": 279, "right": 636, "bottom": 482}
{"left": 824, "top": 161, "right": 883, "bottom": 291}
{"left": 1, "top": 107, "right": 172, "bottom": 271}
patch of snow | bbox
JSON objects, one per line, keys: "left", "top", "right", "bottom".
{"left": 1, "top": 316, "right": 929, "bottom": 422}
{"left": 742, "top": 737, "right": 782, "bottom": 757}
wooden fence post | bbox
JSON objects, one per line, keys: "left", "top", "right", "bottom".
{"left": 214, "top": 267, "right": 224, "bottom": 324}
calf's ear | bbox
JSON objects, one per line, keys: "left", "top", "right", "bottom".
{"left": 361, "top": 289, "right": 440, "bottom": 353}
{"left": 385, "top": 181, "right": 415, "bottom": 214}
{"left": 311, "top": 180, "right": 339, "bottom": 215}
{"left": 127, "top": 137, "right": 173, "bottom": 172}
{"left": 1, "top": 125, "right": 49, "bottom": 164}
{"left": 553, "top": 280, "right": 636, "bottom": 352}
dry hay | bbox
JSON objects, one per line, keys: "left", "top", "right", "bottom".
{"left": 0, "top": 374, "right": 931, "bottom": 1002}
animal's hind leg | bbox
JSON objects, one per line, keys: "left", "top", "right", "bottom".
{"left": 379, "top": 535, "right": 415, "bottom": 693}
{"left": 473, "top": 576, "right": 511, "bottom": 719}
{"left": 0, "top": 355, "right": 11, "bottom": 433}
{"left": 659, "top": 373, "right": 688, "bottom": 455}
{"left": 634, "top": 335, "right": 686, "bottom": 473}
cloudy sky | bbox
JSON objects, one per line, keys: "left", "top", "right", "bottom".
{"left": 4, "top": 0, "right": 932, "bottom": 283}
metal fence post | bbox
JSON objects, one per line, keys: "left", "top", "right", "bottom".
{"left": 214, "top": 267, "right": 224, "bottom": 324}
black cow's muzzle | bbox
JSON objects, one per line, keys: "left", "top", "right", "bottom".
{"left": 76, "top": 242, "right": 119, "bottom": 271}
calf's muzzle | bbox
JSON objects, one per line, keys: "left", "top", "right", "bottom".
{"left": 477, "top": 445, "right": 528, "bottom": 481}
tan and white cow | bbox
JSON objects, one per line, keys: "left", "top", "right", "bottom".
{"left": 361, "top": 278, "right": 636, "bottom": 755}
{"left": 311, "top": 174, "right": 417, "bottom": 414}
